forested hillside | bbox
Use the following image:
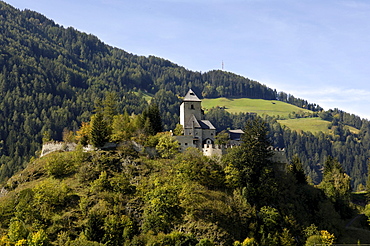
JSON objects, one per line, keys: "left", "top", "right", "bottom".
{"left": 0, "top": 1, "right": 292, "bottom": 181}
{"left": 0, "top": 115, "right": 366, "bottom": 245}
{"left": 0, "top": 0, "right": 370, "bottom": 190}
{"left": 205, "top": 108, "right": 370, "bottom": 189}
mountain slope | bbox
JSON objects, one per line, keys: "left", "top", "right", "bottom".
{"left": 0, "top": 1, "right": 287, "bottom": 181}
{"left": 0, "top": 0, "right": 370, "bottom": 191}
{"left": 0, "top": 129, "right": 365, "bottom": 245}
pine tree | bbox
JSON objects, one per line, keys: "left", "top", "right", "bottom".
{"left": 223, "top": 118, "right": 276, "bottom": 207}
{"left": 319, "top": 156, "right": 351, "bottom": 218}
{"left": 90, "top": 112, "right": 109, "bottom": 148}
{"left": 142, "top": 104, "right": 162, "bottom": 135}
{"left": 103, "top": 92, "right": 118, "bottom": 125}
{"left": 289, "top": 154, "right": 307, "bottom": 185}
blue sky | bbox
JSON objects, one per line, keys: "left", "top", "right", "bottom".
{"left": 5, "top": 0, "right": 370, "bottom": 119}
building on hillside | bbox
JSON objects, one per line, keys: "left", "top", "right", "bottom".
{"left": 177, "top": 89, "right": 217, "bottom": 152}
{"left": 175, "top": 89, "right": 287, "bottom": 162}
{"left": 176, "top": 89, "right": 244, "bottom": 156}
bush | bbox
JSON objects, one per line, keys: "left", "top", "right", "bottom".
{"left": 44, "top": 152, "right": 76, "bottom": 178}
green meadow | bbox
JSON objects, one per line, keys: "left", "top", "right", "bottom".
{"left": 277, "top": 118, "right": 360, "bottom": 134}
{"left": 202, "top": 97, "right": 312, "bottom": 118}
{"left": 277, "top": 117, "right": 330, "bottom": 134}
{"left": 202, "top": 97, "right": 359, "bottom": 134}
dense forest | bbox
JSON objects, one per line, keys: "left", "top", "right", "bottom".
{"left": 205, "top": 108, "right": 370, "bottom": 189}
{"left": 0, "top": 0, "right": 369, "bottom": 191}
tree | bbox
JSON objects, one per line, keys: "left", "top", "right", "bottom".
{"left": 289, "top": 154, "right": 307, "bottom": 185}
{"left": 62, "top": 128, "right": 75, "bottom": 143}
{"left": 223, "top": 118, "right": 276, "bottom": 207}
{"left": 8, "top": 218, "right": 29, "bottom": 243}
{"left": 205, "top": 107, "right": 232, "bottom": 132}
{"left": 142, "top": 104, "right": 163, "bottom": 135}
{"left": 173, "top": 124, "right": 183, "bottom": 136}
{"left": 156, "top": 133, "right": 179, "bottom": 159}
{"left": 110, "top": 112, "right": 132, "bottom": 142}
{"left": 28, "top": 229, "right": 50, "bottom": 246}
{"left": 102, "top": 92, "right": 118, "bottom": 125}
{"left": 90, "top": 113, "right": 110, "bottom": 148}
{"left": 215, "top": 130, "right": 229, "bottom": 145}
{"left": 176, "top": 147, "right": 224, "bottom": 188}
{"left": 366, "top": 158, "right": 370, "bottom": 196}
{"left": 318, "top": 156, "right": 351, "bottom": 218}
{"left": 76, "top": 122, "right": 91, "bottom": 146}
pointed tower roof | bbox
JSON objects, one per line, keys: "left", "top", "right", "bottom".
{"left": 183, "top": 89, "right": 201, "bottom": 102}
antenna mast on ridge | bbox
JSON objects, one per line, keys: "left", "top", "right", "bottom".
{"left": 222, "top": 60, "right": 224, "bottom": 70}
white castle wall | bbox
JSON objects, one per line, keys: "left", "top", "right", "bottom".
{"left": 202, "top": 144, "right": 237, "bottom": 157}
{"left": 40, "top": 142, "right": 95, "bottom": 157}
{"left": 40, "top": 142, "right": 77, "bottom": 157}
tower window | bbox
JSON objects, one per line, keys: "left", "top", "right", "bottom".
{"left": 190, "top": 104, "right": 194, "bottom": 109}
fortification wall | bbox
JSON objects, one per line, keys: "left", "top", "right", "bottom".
{"left": 202, "top": 144, "right": 238, "bottom": 157}
{"left": 40, "top": 142, "right": 77, "bottom": 157}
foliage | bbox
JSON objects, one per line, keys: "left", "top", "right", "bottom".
{"left": 223, "top": 118, "right": 276, "bottom": 207}
{"left": 318, "top": 156, "right": 352, "bottom": 218}
{"left": 175, "top": 148, "right": 224, "bottom": 189}
{"left": 0, "top": 127, "right": 360, "bottom": 246}
{"left": 76, "top": 122, "right": 91, "bottom": 146}
{"left": 8, "top": 218, "right": 29, "bottom": 243}
{"left": 288, "top": 154, "right": 307, "bottom": 185}
{"left": 44, "top": 151, "right": 77, "bottom": 177}
{"left": 90, "top": 113, "right": 110, "bottom": 148}
{"left": 214, "top": 130, "right": 229, "bottom": 145}
{"left": 155, "top": 133, "right": 179, "bottom": 159}
{"left": 28, "top": 229, "right": 50, "bottom": 246}
{"left": 0, "top": 0, "right": 368, "bottom": 194}
{"left": 142, "top": 104, "right": 163, "bottom": 135}
{"left": 173, "top": 124, "right": 184, "bottom": 136}
{"left": 305, "top": 230, "right": 335, "bottom": 246}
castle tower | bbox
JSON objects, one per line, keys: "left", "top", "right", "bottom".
{"left": 177, "top": 89, "right": 216, "bottom": 150}
{"left": 180, "top": 89, "right": 202, "bottom": 126}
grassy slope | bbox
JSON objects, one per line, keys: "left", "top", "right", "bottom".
{"left": 277, "top": 118, "right": 360, "bottom": 134}
{"left": 202, "top": 98, "right": 312, "bottom": 118}
{"left": 202, "top": 97, "right": 360, "bottom": 134}
{"left": 277, "top": 117, "right": 330, "bottom": 134}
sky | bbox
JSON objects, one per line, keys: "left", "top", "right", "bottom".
{"left": 5, "top": 0, "right": 370, "bottom": 119}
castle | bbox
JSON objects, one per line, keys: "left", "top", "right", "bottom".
{"left": 175, "top": 89, "right": 286, "bottom": 161}
{"left": 41, "top": 89, "right": 285, "bottom": 161}
{"left": 175, "top": 89, "right": 242, "bottom": 156}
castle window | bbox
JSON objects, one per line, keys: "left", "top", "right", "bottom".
{"left": 185, "top": 143, "right": 188, "bottom": 146}
{"left": 190, "top": 104, "right": 194, "bottom": 109}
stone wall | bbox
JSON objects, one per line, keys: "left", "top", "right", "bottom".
{"left": 40, "top": 142, "right": 94, "bottom": 157}
{"left": 40, "top": 142, "right": 77, "bottom": 157}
